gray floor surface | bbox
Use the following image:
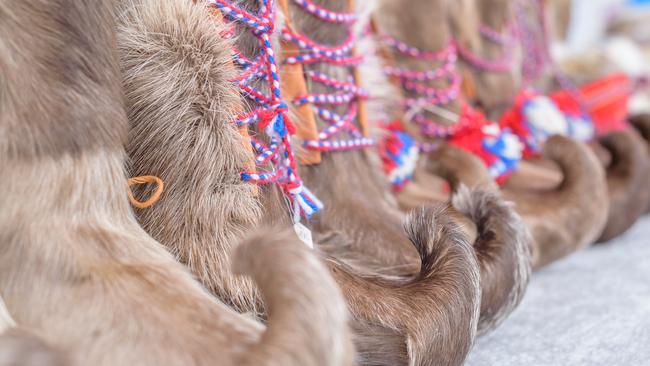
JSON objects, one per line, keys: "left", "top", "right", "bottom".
{"left": 466, "top": 215, "right": 650, "bottom": 366}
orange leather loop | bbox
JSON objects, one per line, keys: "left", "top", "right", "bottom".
{"left": 278, "top": 0, "right": 322, "bottom": 165}
{"left": 128, "top": 176, "right": 164, "bottom": 209}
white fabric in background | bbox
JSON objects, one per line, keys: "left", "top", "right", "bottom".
{"left": 566, "top": 0, "right": 626, "bottom": 53}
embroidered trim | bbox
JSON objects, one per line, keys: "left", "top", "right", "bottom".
{"left": 447, "top": 105, "right": 522, "bottom": 181}
{"left": 500, "top": 76, "right": 630, "bottom": 156}
{"left": 211, "top": 0, "right": 323, "bottom": 222}
{"left": 379, "top": 121, "right": 419, "bottom": 191}
{"left": 501, "top": 89, "right": 579, "bottom": 157}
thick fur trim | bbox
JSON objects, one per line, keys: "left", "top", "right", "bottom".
{"left": 117, "top": 0, "right": 264, "bottom": 315}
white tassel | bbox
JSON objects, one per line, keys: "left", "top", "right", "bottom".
{"left": 289, "top": 184, "right": 324, "bottom": 223}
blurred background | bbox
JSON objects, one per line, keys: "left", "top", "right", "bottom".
{"left": 466, "top": 1, "right": 650, "bottom": 364}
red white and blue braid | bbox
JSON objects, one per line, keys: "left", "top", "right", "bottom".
{"left": 281, "top": 0, "right": 374, "bottom": 152}
{"left": 375, "top": 30, "right": 522, "bottom": 181}
{"left": 293, "top": 0, "right": 357, "bottom": 24}
{"left": 379, "top": 121, "right": 420, "bottom": 191}
{"left": 210, "top": 0, "right": 323, "bottom": 222}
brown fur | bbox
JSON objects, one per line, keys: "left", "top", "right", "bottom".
{"left": 0, "top": 299, "right": 68, "bottom": 366}
{"left": 502, "top": 136, "right": 609, "bottom": 268}
{"left": 529, "top": 0, "right": 650, "bottom": 243}
{"left": 374, "top": 0, "right": 463, "bottom": 127}
{"left": 453, "top": 0, "right": 649, "bottom": 249}
{"left": 593, "top": 129, "right": 650, "bottom": 241}
{"left": 0, "top": 299, "right": 70, "bottom": 366}
{"left": 546, "top": 0, "right": 572, "bottom": 42}
{"left": 424, "top": 147, "right": 497, "bottom": 190}
{"left": 0, "top": 329, "right": 71, "bottom": 366}
{"left": 370, "top": 0, "right": 536, "bottom": 339}
{"left": 466, "top": 0, "right": 650, "bottom": 246}
{"left": 414, "top": 148, "right": 531, "bottom": 334}
{"left": 291, "top": 0, "right": 529, "bottom": 346}
{"left": 401, "top": 0, "right": 608, "bottom": 268}
{"left": 328, "top": 205, "right": 481, "bottom": 366}
{"left": 452, "top": 186, "right": 531, "bottom": 334}
{"left": 540, "top": 0, "right": 650, "bottom": 239}
{"left": 367, "top": 0, "right": 532, "bottom": 336}
{"left": 397, "top": 147, "right": 491, "bottom": 242}
{"left": 312, "top": 2, "right": 529, "bottom": 338}
{"left": 629, "top": 114, "right": 650, "bottom": 213}
{"left": 119, "top": 0, "right": 485, "bottom": 365}
{"left": 0, "top": 1, "right": 353, "bottom": 365}
{"left": 491, "top": 0, "right": 647, "bottom": 243}
{"left": 466, "top": 0, "right": 519, "bottom": 119}
{"left": 117, "top": 0, "right": 264, "bottom": 316}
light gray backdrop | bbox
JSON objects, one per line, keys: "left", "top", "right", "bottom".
{"left": 467, "top": 215, "right": 650, "bottom": 366}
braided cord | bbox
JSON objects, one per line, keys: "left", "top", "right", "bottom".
{"left": 282, "top": 0, "right": 374, "bottom": 152}
{"left": 480, "top": 23, "right": 516, "bottom": 45}
{"left": 456, "top": 40, "right": 514, "bottom": 73}
{"left": 378, "top": 33, "right": 463, "bottom": 138}
{"left": 376, "top": 30, "right": 522, "bottom": 180}
{"left": 211, "top": 0, "right": 323, "bottom": 221}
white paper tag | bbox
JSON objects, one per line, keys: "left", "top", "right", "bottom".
{"left": 0, "top": 296, "right": 16, "bottom": 333}
{"left": 294, "top": 222, "right": 314, "bottom": 249}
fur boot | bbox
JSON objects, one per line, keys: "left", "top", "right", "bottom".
{"left": 0, "top": 1, "right": 353, "bottom": 365}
